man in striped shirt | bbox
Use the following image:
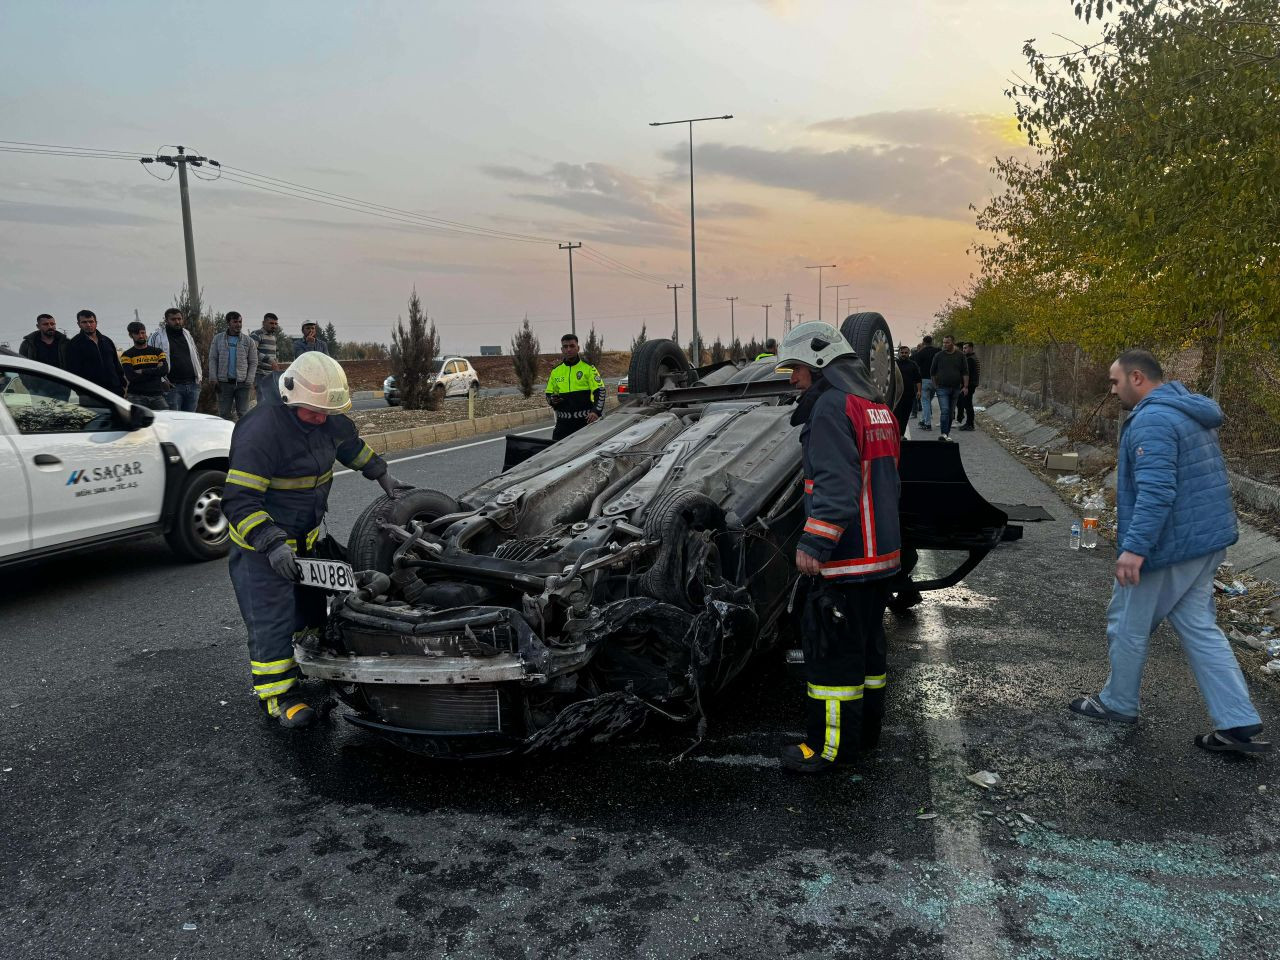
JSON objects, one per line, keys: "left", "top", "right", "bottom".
{"left": 250, "top": 312, "right": 293, "bottom": 403}
{"left": 774, "top": 321, "right": 902, "bottom": 774}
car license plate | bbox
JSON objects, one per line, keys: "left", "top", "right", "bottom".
{"left": 296, "top": 558, "right": 356, "bottom": 592}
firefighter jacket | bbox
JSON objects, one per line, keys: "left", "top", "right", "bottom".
{"left": 545, "top": 358, "right": 605, "bottom": 426}
{"left": 223, "top": 403, "right": 387, "bottom": 554}
{"left": 797, "top": 379, "right": 902, "bottom": 582}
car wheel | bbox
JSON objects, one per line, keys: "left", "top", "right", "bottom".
{"left": 628, "top": 339, "right": 692, "bottom": 397}
{"left": 639, "top": 488, "right": 726, "bottom": 610}
{"left": 165, "top": 468, "right": 230, "bottom": 562}
{"left": 468, "top": 381, "right": 479, "bottom": 398}
{"left": 386, "top": 398, "right": 400, "bottom": 406}
{"left": 347, "top": 487, "right": 462, "bottom": 574}
{"left": 841, "top": 312, "right": 897, "bottom": 406}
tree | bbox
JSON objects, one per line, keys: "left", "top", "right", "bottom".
{"left": 583, "top": 325, "right": 604, "bottom": 367}
{"left": 630, "top": 323, "right": 648, "bottom": 352}
{"left": 511, "top": 316, "right": 541, "bottom": 398}
{"left": 390, "top": 288, "right": 440, "bottom": 410}
{"left": 744, "top": 337, "right": 763, "bottom": 360}
{"left": 323, "top": 322, "right": 340, "bottom": 358}
{"left": 711, "top": 337, "right": 726, "bottom": 363}
{"left": 731, "top": 337, "right": 743, "bottom": 362}
{"left": 687, "top": 335, "right": 706, "bottom": 366}
{"left": 968, "top": 0, "right": 1280, "bottom": 394}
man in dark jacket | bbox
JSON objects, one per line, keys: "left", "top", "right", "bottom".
{"left": 912, "top": 335, "right": 940, "bottom": 431}
{"left": 774, "top": 322, "right": 902, "bottom": 774}
{"left": 223, "top": 352, "right": 411, "bottom": 728}
{"left": 928, "top": 335, "right": 969, "bottom": 441}
{"left": 19, "top": 314, "right": 70, "bottom": 370}
{"left": 65, "top": 309, "right": 125, "bottom": 396}
{"left": 121, "top": 322, "right": 169, "bottom": 409}
{"left": 893, "top": 345, "right": 921, "bottom": 438}
{"left": 1069, "top": 349, "right": 1269, "bottom": 753}
{"left": 955, "top": 342, "right": 981, "bottom": 430}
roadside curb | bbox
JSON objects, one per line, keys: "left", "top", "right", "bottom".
{"left": 351, "top": 390, "right": 385, "bottom": 400}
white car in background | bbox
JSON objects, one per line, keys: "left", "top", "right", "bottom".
{"left": 383, "top": 357, "right": 480, "bottom": 406}
{"left": 0, "top": 355, "right": 233, "bottom": 564}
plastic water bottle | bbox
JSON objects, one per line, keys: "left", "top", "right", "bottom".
{"left": 1070, "top": 522, "right": 1081, "bottom": 550}
{"left": 1081, "top": 517, "right": 1098, "bottom": 549}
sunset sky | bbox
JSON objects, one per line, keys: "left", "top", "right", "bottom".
{"left": 0, "top": 0, "right": 1097, "bottom": 353}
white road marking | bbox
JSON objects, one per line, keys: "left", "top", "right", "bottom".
{"left": 333, "top": 426, "right": 553, "bottom": 477}
{"left": 916, "top": 599, "right": 1002, "bottom": 959}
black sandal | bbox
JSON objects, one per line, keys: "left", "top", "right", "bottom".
{"left": 1194, "top": 729, "right": 1273, "bottom": 754}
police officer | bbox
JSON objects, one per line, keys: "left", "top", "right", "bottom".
{"left": 223, "top": 352, "right": 411, "bottom": 727}
{"left": 755, "top": 338, "right": 778, "bottom": 361}
{"left": 546, "top": 332, "right": 604, "bottom": 441}
{"left": 775, "top": 322, "right": 902, "bottom": 773}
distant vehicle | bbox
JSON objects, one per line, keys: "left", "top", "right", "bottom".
{"left": 0, "top": 355, "right": 232, "bottom": 565}
{"left": 383, "top": 357, "right": 480, "bottom": 406}
{"left": 616, "top": 376, "right": 628, "bottom": 396}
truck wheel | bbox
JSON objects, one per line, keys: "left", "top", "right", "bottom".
{"left": 165, "top": 468, "right": 230, "bottom": 562}
{"left": 841, "top": 312, "right": 896, "bottom": 406}
{"left": 347, "top": 488, "right": 461, "bottom": 574}
{"left": 628, "top": 339, "right": 691, "bottom": 397}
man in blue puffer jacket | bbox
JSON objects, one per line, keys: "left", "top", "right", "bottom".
{"left": 1069, "top": 349, "right": 1269, "bottom": 754}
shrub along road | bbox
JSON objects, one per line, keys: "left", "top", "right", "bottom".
{"left": 2, "top": 422, "right": 1278, "bottom": 959}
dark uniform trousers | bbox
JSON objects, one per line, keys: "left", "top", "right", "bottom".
{"left": 801, "top": 579, "right": 890, "bottom": 761}
{"left": 228, "top": 544, "right": 328, "bottom": 700}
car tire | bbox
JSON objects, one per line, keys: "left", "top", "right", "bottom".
{"left": 165, "top": 468, "right": 230, "bottom": 562}
{"left": 386, "top": 398, "right": 400, "bottom": 407}
{"left": 468, "top": 381, "right": 479, "bottom": 398}
{"left": 639, "top": 488, "right": 726, "bottom": 610}
{"left": 347, "top": 487, "right": 461, "bottom": 574}
{"left": 628, "top": 339, "right": 692, "bottom": 397}
{"left": 841, "top": 312, "right": 897, "bottom": 407}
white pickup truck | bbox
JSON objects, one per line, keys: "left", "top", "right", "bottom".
{"left": 0, "top": 354, "right": 233, "bottom": 564}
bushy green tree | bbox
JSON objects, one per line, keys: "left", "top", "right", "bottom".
{"left": 511, "top": 316, "right": 541, "bottom": 398}
{"left": 583, "top": 325, "right": 604, "bottom": 367}
{"left": 630, "top": 324, "right": 648, "bottom": 352}
{"left": 391, "top": 288, "right": 440, "bottom": 410}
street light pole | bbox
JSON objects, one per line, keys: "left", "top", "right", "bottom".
{"left": 762, "top": 304, "right": 772, "bottom": 344}
{"left": 650, "top": 114, "right": 733, "bottom": 363}
{"left": 805, "top": 264, "right": 836, "bottom": 324}
{"left": 726, "top": 296, "right": 737, "bottom": 350}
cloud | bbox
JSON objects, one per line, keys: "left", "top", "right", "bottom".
{"left": 479, "top": 164, "right": 544, "bottom": 183}
{"left": 668, "top": 137, "right": 1001, "bottom": 221}
{"left": 810, "top": 108, "right": 1024, "bottom": 157}
{"left": 0, "top": 198, "right": 166, "bottom": 228}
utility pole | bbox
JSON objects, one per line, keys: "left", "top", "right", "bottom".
{"left": 558, "top": 242, "right": 581, "bottom": 337}
{"left": 762, "top": 304, "right": 772, "bottom": 343}
{"left": 805, "top": 264, "right": 836, "bottom": 324}
{"left": 141, "top": 145, "right": 219, "bottom": 323}
{"left": 783, "top": 293, "right": 792, "bottom": 333}
{"left": 827, "top": 284, "right": 849, "bottom": 322}
{"left": 725, "top": 296, "right": 737, "bottom": 349}
{"left": 796, "top": 313, "right": 804, "bottom": 326}
{"left": 667, "top": 283, "right": 684, "bottom": 347}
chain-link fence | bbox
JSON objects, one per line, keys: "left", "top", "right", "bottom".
{"left": 979, "top": 342, "right": 1280, "bottom": 517}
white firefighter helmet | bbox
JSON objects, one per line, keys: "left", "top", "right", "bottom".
{"left": 279, "top": 352, "right": 352, "bottom": 414}
{"left": 774, "top": 321, "right": 855, "bottom": 374}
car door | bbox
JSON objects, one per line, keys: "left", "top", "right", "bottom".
{"left": 0, "top": 424, "right": 32, "bottom": 558}
{"left": 442, "top": 359, "right": 461, "bottom": 396}
{"left": 0, "top": 364, "right": 166, "bottom": 550}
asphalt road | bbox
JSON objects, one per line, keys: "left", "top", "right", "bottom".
{"left": 3, "top": 420, "right": 1279, "bottom": 959}
{"left": 351, "top": 378, "right": 625, "bottom": 411}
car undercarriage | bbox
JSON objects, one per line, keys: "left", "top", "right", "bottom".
{"left": 297, "top": 314, "right": 1018, "bottom": 758}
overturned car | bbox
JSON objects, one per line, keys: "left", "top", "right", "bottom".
{"left": 297, "top": 313, "right": 1016, "bottom": 757}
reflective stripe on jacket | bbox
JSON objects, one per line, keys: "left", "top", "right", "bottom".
{"left": 545, "top": 359, "right": 604, "bottom": 421}
{"left": 223, "top": 403, "right": 387, "bottom": 553}
{"left": 798, "top": 382, "right": 902, "bottom": 582}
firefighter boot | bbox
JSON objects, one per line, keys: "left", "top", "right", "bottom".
{"left": 780, "top": 742, "right": 838, "bottom": 774}
{"left": 261, "top": 692, "right": 317, "bottom": 729}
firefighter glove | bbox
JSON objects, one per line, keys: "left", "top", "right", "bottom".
{"left": 267, "top": 543, "right": 301, "bottom": 582}
{"left": 377, "top": 473, "right": 414, "bottom": 500}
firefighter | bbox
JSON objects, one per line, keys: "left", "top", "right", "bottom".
{"left": 775, "top": 322, "right": 902, "bottom": 773}
{"left": 223, "top": 352, "right": 410, "bottom": 728}
{"left": 546, "top": 332, "right": 604, "bottom": 441}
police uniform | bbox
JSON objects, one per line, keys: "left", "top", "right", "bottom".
{"left": 546, "top": 358, "right": 605, "bottom": 441}
{"left": 792, "top": 361, "right": 901, "bottom": 768}
{"left": 223, "top": 402, "right": 387, "bottom": 707}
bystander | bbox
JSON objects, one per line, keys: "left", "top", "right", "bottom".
{"left": 208, "top": 312, "right": 258, "bottom": 420}
{"left": 121, "top": 322, "right": 170, "bottom": 410}
{"left": 150, "top": 308, "right": 202, "bottom": 412}
{"left": 66, "top": 310, "right": 125, "bottom": 396}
